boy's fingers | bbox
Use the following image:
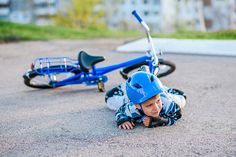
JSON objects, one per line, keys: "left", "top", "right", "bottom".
{"left": 143, "top": 121, "right": 148, "bottom": 126}
{"left": 125, "top": 123, "right": 131, "bottom": 129}
{"left": 125, "top": 123, "right": 130, "bottom": 129}
{"left": 119, "top": 122, "right": 134, "bottom": 130}
{"left": 131, "top": 122, "right": 135, "bottom": 126}
{"left": 127, "top": 122, "right": 133, "bottom": 129}
{"left": 119, "top": 124, "right": 125, "bottom": 129}
{"left": 124, "top": 123, "right": 129, "bottom": 129}
{"left": 143, "top": 121, "right": 147, "bottom": 126}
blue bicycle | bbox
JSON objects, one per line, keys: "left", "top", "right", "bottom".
{"left": 23, "top": 11, "right": 176, "bottom": 92}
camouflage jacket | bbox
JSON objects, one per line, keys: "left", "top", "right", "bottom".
{"left": 114, "top": 87, "right": 185, "bottom": 127}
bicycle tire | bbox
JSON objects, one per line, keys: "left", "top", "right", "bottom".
{"left": 23, "top": 65, "right": 81, "bottom": 89}
{"left": 120, "top": 59, "right": 176, "bottom": 80}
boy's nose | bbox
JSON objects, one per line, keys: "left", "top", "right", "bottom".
{"left": 153, "top": 104, "right": 160, "bottom": 112}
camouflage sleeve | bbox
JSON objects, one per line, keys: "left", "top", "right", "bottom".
{"left": 115, "top": 103, "right": 132, "bottom": 126}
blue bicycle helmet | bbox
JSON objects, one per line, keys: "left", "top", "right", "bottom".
{"left": 126, "top": 71, "right": 164, "bottom": 104}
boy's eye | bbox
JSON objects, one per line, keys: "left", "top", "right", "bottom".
{"left": 147, "top": 104, "right": 152, "bottom": 107}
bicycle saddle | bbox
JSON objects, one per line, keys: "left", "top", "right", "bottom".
{"left": 78, "top": 51, "right": 105, "bottom": 72}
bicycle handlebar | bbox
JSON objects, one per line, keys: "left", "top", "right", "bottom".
{"left": 132, "top": 10, "right": 143, "bottom": 23}
{"left": 132, "top": 10, "right": 159, "bottom": 74}
{"left": 132, "top": 10, "right": 150, "bottom": 32}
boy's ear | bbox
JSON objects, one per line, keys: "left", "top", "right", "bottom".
{"left": 134, "top": 104, "right": 141, "bottom": 109}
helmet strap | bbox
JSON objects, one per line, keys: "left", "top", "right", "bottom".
{"left": 139, "top": 103, "right": 146, "bottom": 116}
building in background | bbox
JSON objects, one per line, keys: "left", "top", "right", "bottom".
{"left": 0, "top": 0, "right": 235, "bottom": 32}
{"left": 176, "top": 0, "right": 206, "bottom": 32}
{"left": 0, "top": 0, "right": 61, "bottom": 25}
{"left": 104, "top": 0, "right": 176, "bottom": 32}
{"left": 202, "top": 0, "right": 236, "bottom": 31}
{"left": 104, "top": 0, "right": 236, "bottom": 32}
{"left": 0, "top": 0, "right": 11, "bottom": 20}
{"left": 177, "top": 0, "right": 236, "bottom": 32}
{"left": 9, "top": 0, "right": 33, "bottom": 24}
{"left": 33, "top": 0, "right": 58, "bottom": 25}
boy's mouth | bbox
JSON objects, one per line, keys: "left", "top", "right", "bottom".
{"left": 152, "top": 111, "right": 160, "bottom": 116}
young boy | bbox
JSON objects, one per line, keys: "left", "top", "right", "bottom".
{"left": 105, "top": 69, "right": 186, "bottom": 129}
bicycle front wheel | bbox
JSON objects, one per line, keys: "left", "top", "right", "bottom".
{"left": 120, "top": 59, "right": 176, "bottom": 80}
{"left": 23, "top": 66, "right": 81, "bottom": 89}
{"left": 157, "top": 59, "right": 176, "bottom": 78}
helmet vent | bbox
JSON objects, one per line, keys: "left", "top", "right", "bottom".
{"left": 127, "top": 77, "right": 131, "bottom": 83}
{"left": 133, "top": 83, "right": 142, "bottom": 89}
{"left": 150, "top": 75, "right": 154, "bottom": 82}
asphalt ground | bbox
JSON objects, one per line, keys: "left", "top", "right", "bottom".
{"left": 0, "top": 39, "right": 235, "bottom": 157}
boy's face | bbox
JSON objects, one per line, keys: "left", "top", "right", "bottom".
{"left": 136, "top": 94, "right": 162, "bottom": 117}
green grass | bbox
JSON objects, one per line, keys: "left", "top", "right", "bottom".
{"left": 0, "top": 21, "right": 140, "bottom": 42}
{"left": 0, "top": 21, "right": 235, "bottom": 42}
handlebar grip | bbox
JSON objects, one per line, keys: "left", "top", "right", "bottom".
{"left": 132, "top": 10, "right": 143, "bottom": 23}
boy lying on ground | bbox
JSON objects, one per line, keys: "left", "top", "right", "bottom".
{"left": 105, "top": 67, "right": 186, "bottom": 129}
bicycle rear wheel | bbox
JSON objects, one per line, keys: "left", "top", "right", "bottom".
{"left": 23, "top": 66, "right": 81, "bottom": 89}
{"left": 120, "top": 59, "right": 176, "bottom": 80}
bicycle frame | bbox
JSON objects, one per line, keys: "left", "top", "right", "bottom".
{"left": 48, "top": 54, "right": 156, "bottom": 87}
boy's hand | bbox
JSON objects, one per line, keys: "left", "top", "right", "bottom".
{"left": 118, "top": 121, "right": 135, "bottom": 129}
{"left": 143, "top": 116, "right": 151, "bottom": 127}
